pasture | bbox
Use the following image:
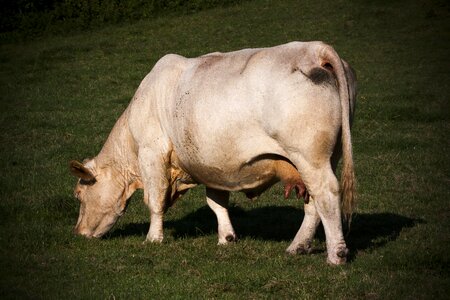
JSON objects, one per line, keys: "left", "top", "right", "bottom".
{"left": 0, "top": 0, "right": 449, "bottom": 298}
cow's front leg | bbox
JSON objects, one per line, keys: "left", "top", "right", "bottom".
{"left": 286, "top": 197, "right": 321, "bottom": 255}
{"left": 206, "top": 188, "right": 237, "bottom": 244}
{"left": 139, "top": 149, "right": 169, "bottom": 243}
{"left": 144, "top": 186, "right": 167, "bottom": 243}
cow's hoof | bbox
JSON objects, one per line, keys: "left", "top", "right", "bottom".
{"left": 226, "top": 234, "right": 237, "bottom": 242}
{"left": 327, "top": 247, "right": 348, "bottom": 265}
{"left": 286, "top": 243, "right": 313, "bottom": 255}
{"left": 337, "top": 248, "right": 349, "bottom": 258}
{"left": 142, "top": 239, "right": 163, "bottom": 245}
{"left": 327, "top": 256, "right": 346, "bottom": 265}
{"left": 143, "top": 235, "right": 164, "bottom": 244}
{"left": 218, "top": 234, "right": 238, "bottom": 245}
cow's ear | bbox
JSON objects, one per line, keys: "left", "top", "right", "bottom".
{"left": 70, "top": 160, "right": 95, "bottom": 182}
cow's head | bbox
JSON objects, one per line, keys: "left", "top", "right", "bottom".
{"left": 69, "top": 159, "right": 141, "bottom": 238}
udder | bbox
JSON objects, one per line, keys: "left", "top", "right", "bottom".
{"left": 274, "top": 159, "right": 309, "bottom": 202}
{"left": 240, "top": 156, "right": 309, "bottom": 202}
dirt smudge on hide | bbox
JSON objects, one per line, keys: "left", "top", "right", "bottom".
{"left": 182, "top": 128, "right": 200, "bottom": 164}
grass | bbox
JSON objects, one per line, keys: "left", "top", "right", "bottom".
{"left": 1, "top": 0, "right": 449, "bottom": 298}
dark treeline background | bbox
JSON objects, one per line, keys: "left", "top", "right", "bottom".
{"left": 0, "top": 0, "right": 243, "bottom": 35}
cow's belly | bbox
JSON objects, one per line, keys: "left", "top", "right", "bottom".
{"left": 178, "top": 151, "right": 281, "bottom": 192}
{"left": 178, "top": 129, "right": 295, "bottom": 191}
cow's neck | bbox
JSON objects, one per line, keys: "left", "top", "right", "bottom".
{"left": 96, "top": 110, "right": 141, "bottom": 185}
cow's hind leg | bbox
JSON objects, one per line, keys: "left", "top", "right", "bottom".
{"left": 286, "top": 198, "right": 321, "bottom": 255}
{"left": 310, "top": 167, "right": 348, "bottom": 264}
{"left": 206, "top": 188, "right": 237, "bottom": 244}
{"left": 289, "top": 159, "right": 348, "bottom": 264}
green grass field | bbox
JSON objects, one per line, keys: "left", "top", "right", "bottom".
{"left": 1, "top": 0, "right": 449, "bottom": 298}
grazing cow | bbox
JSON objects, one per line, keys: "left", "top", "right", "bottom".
{"left": 70, "top": 41, "right": 356, "bottom": 265}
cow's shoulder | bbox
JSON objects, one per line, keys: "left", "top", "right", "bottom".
{"left": 153, "top": 53, "right": 188, "bottom": 71}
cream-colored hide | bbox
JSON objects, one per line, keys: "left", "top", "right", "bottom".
{"left": 70, "top": 41, "right": 356, "bottom": 265}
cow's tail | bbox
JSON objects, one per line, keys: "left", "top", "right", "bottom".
{"left": 319, "top": 44, "right": 356, "bottom": 224}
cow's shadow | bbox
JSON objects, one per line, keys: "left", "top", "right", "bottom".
{"left": 108, "top": 205, "right": 423, "bottom": 256}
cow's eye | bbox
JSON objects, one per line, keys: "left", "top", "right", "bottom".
{"left": 79, "top": 178, "right": 96, "bottom": 186}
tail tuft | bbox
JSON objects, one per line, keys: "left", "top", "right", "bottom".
{"left": 341, "top": 159, "right": 356, "bottom": 226}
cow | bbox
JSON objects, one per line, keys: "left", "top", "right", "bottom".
{"left": 69, "top": 41, "right": 357, "bottom": 265}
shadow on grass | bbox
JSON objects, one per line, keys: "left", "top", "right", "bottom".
{"left": 108, "top": 205, "right": 423, "bottom": 254}
{"left": 346, "top": 213, "right": 424, "bottom": 261}
{"left": 107, "top": 205, "right": 305, "bottom": 241}
{"left": 164, "top": 205, "right": 310, "bottom": 242}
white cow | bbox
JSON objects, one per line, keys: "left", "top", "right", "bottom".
{"left": 70, "top": 41, "right": 356, "bottom": 265}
